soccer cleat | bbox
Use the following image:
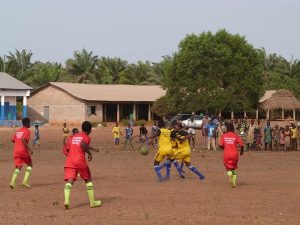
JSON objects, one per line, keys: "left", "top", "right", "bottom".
{"left": 64, "top": 203, "right": 70, "bottom": 210}
{"left": 90, "top": 200, "right": 102, "bottom": 208}
{"left": 21, "top": 183, "right": 31, "bottom": 188}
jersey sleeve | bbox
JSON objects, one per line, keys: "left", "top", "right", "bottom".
{"left": 23, "top": 130, "right": 30, "bottom": 142}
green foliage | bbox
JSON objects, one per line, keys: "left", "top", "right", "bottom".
{"left": 98, "top": 57, "right": 128, "bottom": 84}
{"left": 136, "top": 120, "right": 148, "bottom": 126}
{"left": 2, "top": 29, "right": 300, "bottom": 116}
{"left": 66, "top": 48, "right": 99, "bottom": 83}
{"left": 120, "top": 119, "right": 129, "bottom": 126}
{"left": 152, "top": 96, "right": 174, "bottom": 118}
{"left": 164, "top": 29, "right": 264, "bottom": 113}
{"left": 261, "top": 48, "right": 300, "bottom": 98}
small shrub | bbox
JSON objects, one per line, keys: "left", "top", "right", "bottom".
{"left": 136, "top": 120, "right": 148, "bottom": 126}
{"left": 120, "top": 119, "right": 129, "bottom": 126}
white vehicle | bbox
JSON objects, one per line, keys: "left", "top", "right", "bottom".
{"left": 181, "top": 115, "right": 204, "bottom": 129}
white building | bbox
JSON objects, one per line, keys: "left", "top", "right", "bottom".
{"left": 0, "top": 72, "right": 32, "bottom": 126}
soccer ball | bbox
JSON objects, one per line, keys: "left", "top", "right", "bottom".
{"left": 140, "top": 146, "right": 149, "bottom": 156}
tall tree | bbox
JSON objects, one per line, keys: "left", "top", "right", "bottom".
{"left": 98, "top": 57, "right": 128, "bottom": 84}
{"left": 66, "top": 49, "right": 98, "bottom": 83}
{"left": 164, "top": 29, "right": 264, "bottom": 113}
{"left": 6, "top": 49, "right": 33, "bottom": 80}
{"left": 125, "top": 61, "right": 162, "bottom": 85}
{"left": 26, "top": 62, "right": 64, "bottom": 88}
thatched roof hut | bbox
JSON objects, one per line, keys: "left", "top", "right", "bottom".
{"left": 259, "top": 89, "right": 300, "bottom": 111}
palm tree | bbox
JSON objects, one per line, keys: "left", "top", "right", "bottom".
{"left": 66, "top": 49, "right": 98, "bottom": 83}
{"left": 0, "top": 56, "right": 3, "bottom": 72}
{"left": 98, "top": 57, "right": 128, "bottom": 84}
{"left": 27, "top": 62, "right": 63, "bottom": 88}
{"left": 127, "top": 61, "right": 162, "bottom": 85}
{"left": 6, "top": 49, "right": 33, "bottom": 80}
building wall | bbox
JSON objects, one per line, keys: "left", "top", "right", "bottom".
{"left": 28, "top": 85, "right": 85, "bottom": 124}
{"left": 85, "top": 102, "right": 103, "bottom": 122}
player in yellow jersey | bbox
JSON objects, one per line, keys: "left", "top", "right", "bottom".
{"left": 149, "top": 120, "right": 174, "bottom": 181}
{"left": 112, "top": 122, "right": 122, "bottom": 148}
{"left": 173, "top": 122, "right": 205, "bottom": 180}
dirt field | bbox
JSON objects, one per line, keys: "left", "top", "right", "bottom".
{"left": 1, "top": 126, "right": 300, "bottom": 225}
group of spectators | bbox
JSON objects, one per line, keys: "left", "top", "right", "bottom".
{"left": 185, "top": 115, "right": 299, "bottom": 151}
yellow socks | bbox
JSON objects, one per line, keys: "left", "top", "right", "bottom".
{"left": 22, "top": 166, "right": 32, "bottom": 188}
{"left": 227, "top": 170, "right": 237, "bottom": 188}
{"left": 86, "top": 182, "right": 101, "bottom": 208}
{"left": 64, "top": 183, "right": 72, "bottom": 209}
{"left": 232, "top": 172, "right": 237, "bottom": 188}
{"left": 9, "top": 169, "right": 20, "bottom": 189}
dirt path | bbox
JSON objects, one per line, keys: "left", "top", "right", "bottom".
{"left": 0, "top": 126, "right": 300, "bottom": 225}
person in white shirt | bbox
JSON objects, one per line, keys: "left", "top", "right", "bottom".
{"left": 187, "top": 116, "right": 197, "bottom": 151}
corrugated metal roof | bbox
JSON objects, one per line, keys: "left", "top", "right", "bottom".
{"left": 46, "top": 82, "right": 166, "bottom": 102}
{"left": 0, "top": 72, "right": 32, "bottom": 90}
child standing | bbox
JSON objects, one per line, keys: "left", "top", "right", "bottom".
{"left": 33, "top": 124, "right": 40, "bottom": 148}
{"left": 62, "top": 123, "right": 70, "bottom": 145}
{"left": 255, "top": 127, "right": 262, "bottom": 150}
{"left": 9, "top": 118, "right": 33, "bottom": 189}
{"left": 273, "top": 125, "right": 280, "bottom": 151}
{"left": 139, "top": 123, "right": 149, "bottom": 147}
{"left": 279, "top": 127, "right": 285, "bottom": 151}
{"left": 112, "top": 122, "right": 122, "bottom": 148}
{"left": 124, "top": 123, "right": 133, "bottom": 149}
{"left": 284, "top": 126, "right": 291, "bottom": 151}
{"left": 64, "top": 121, "right": 101, "bottom": 209}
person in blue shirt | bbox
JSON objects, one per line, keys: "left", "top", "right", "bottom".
{"left": 124, "top": 123, "right": 134, "bottom": 149}
{"left": 207, "top": 119, "right": 216, "bottom": 150}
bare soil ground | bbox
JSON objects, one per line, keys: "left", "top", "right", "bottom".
{"left": 0, "top": 126, "right": 300, "bottom": 225}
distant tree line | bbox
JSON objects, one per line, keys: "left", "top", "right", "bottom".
{"left": 1, "top": 29, "right": 300, "bottom": 116}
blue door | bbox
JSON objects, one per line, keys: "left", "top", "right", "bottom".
{"left": 4, "top": 102, "right": 9, "bottom": 120}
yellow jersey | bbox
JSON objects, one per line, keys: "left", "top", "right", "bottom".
{"left": 113, "top": 126, "right": 121, "bottom": 138}
{"left": 176, "top": 130, "right": 191, "bottom": 153}
{"left": 291, "top": 128, "right": 298, "bottom": 139}
{"left": 158, "top": 128, "right": 173, "bottom": 154}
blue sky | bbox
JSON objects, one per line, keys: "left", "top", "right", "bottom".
{"left": 1, "top": 0, "right": 299, "bottom": 63}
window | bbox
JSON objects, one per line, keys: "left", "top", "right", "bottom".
{"left": 90, "top": 106, "right": 96, "bottom": 115}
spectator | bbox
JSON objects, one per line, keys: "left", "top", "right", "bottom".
{"left": 247, "top": 119, "right": 256, "bottom": 151}
{"left": 273, "top": 125, "right": 280, "bottom": 151}
{"left": 290, "top": 122, "right": 298, "bottom": 151}
{"left": 264, "top": 120, "right": 273, "bottom": 151}
{"left": 284, "top": 125, "right": 291, "bottom": 151}
{"left": 207, "top": 119, "right": 216, "bottom": 151}
{"left": 202, "top": 114, "right": 209, "bottom": 148}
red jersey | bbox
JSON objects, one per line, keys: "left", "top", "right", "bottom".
{"left": 64, "top": 132, "right": 90, "bottom": 168}
{"left": 219, "top": 132, "right": 243, "bottom": 170}
{"left": 63, "top": 135, "right": 74, "bottom": 156}
{"left": 12, "top": 127, "right": 30, "bottom": 158}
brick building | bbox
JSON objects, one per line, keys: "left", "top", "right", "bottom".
{"left": 28, "top": 82, "right": 166, "bottom": 124}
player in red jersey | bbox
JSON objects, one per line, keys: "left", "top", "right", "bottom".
{"left": 9, "top": 118, "right": 33, "bottom": 189}
{"left": 63, "top": 121, "right": 101, "bottom": 210}
{"left": 219, "top": 122, "right": 244, "bottom": 188}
